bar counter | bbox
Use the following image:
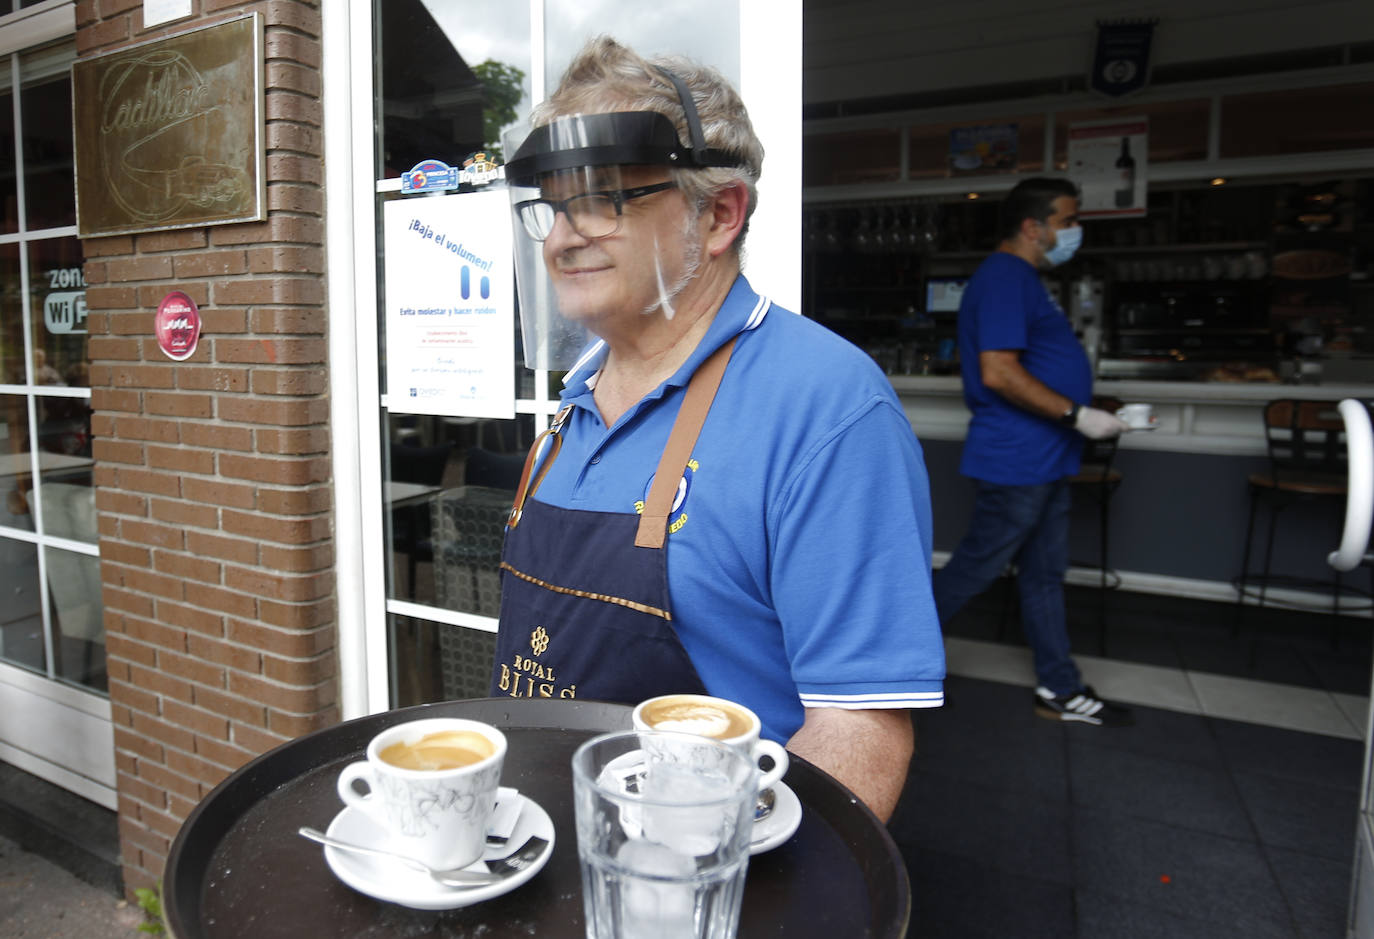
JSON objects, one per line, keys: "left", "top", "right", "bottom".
{"left": 892, "top": 375, "right": 1374, "bottom": 456}
{"left": 894, "top": 374, "right": 1372, "bottom": 600}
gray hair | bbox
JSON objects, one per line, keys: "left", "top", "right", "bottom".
{"left": 533, "top": 36, "right": 764, "bottom": 254}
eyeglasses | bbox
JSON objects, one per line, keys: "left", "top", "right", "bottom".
{"left": 515, "top": 181, "right": 677, "bottom": 242}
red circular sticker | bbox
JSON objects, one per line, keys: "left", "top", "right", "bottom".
{"left": 155, "top": 291, "right": 201, "bottom": 361}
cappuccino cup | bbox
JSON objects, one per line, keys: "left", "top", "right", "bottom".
{"left": 632, "top": 693, "right": 789, "bottom": 792}
{"left": 336, "top": 717, "right": 506, "bottom": 869}
{"left": 1115, "top": 402, "right": 1154, "bottom": 429}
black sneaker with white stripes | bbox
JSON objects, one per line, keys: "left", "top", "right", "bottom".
{"left": 1033, "top": 685, "right": 1133, "bottom": 726}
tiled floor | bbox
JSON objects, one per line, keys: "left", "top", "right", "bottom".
{"left": 948, "top": 582, "right": 1372, "bottom": 696}
{"left": 890, "top": 584, "right": 1371, "bottom": 938}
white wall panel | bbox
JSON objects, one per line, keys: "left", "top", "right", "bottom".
{"left": 0, "top": 665, "right": 115, "bottom": 807}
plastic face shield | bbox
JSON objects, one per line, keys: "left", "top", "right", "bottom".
{"left": 505, "top": 113, "right": 693, "bottom": 371}
{"left": 505, "top": 119, "right": 594, "bottom": 373}
{"left": 504, "top": 77, "right": 741, "bottom": 370}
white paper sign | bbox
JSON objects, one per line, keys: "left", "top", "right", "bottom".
{"left": 383, "top": 191, "right": 515, "bottom": 418}
{"left": 1068, "top": 118, "right": 1148, "bottom": 218}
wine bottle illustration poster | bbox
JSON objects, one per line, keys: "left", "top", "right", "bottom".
{"left": 1067, "top": 118, "right": 1148, "bottom": 218}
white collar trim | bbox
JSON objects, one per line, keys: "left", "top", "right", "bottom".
{"left": 561, "top": 295, "right": 771, "bottom": 391}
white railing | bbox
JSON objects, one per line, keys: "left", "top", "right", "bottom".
{"left": 1329, "top": 398, "right": 1374, "bottom": 573}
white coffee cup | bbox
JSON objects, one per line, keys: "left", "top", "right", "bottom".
{"left": 1115, "top": 402, "right": 1154, "bottom": 429}
{"left": 336, "top": 717, "right": 506, "bottom": 869}
{"left": 632, "top": 693, "right": 789, "bottom": 792}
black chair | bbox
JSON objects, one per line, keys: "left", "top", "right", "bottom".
{"left": 431, "top": 453, "right": 524, "bottom": 635}
{"left": 1234, "top": 399, "right": 1365, "bottom": 637}
{"left": 463, "top": 446, "right": 525, "bottom": 490}
{"left": 389, "top": 442, "right": 453, "bottom": 595}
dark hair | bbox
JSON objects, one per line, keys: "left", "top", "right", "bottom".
{"left": 997, "top": 177, "right": 1079, "bottom": 242}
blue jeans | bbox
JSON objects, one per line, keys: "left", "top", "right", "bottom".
{"left": 933, "top": 479, "right": 1082, "bottom": 695}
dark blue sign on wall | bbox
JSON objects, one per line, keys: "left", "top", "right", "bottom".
{"left": 1090, "top": 19, "right": 1157, "bottom": 98}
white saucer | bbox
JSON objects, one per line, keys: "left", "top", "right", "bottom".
{"left": 321, "top": 794, "right": 554, "bottom": 910}
{"left": 1125, "top": 422, "right": 1157, "bottom": 432}
{"left": 750, "top": 780, "right": 801, "bottom": 854}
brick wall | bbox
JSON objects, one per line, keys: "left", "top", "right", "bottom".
{"left": 75, "top": 0, "right": 335, "bottom": 898}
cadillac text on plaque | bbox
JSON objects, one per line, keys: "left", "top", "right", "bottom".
{"left": 73, "top": 13, "right": 265, "bottom": 237}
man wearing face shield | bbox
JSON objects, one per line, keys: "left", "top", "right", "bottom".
{"left": 490, "top": 36, "right": 944, "bottom": 821}
{"left": 933, "top": 177, "right": 1133, "bottom": 726}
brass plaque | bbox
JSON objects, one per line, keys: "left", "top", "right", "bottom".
{"left": 73, "top": 13, "right": 265, "bottom": 238}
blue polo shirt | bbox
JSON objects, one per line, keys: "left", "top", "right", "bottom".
{"left": 531, "top": 275, "right": 945, "bottom": 742}
{"left": 957, "top": 252, "right": 1092, "bottom": 485}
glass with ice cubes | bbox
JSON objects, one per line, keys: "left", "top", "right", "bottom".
{"left": 572, "top": 730, "right": 758, "bottom": 939}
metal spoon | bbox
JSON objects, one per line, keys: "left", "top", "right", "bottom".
{"left": 754, "top": 787, "right": 776, "bottom": 822}
{"left": 299, "top": 828, "right": 549, "bottom": 888}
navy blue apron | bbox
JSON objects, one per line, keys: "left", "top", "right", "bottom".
{"left": 489, "top": 338, "right": 737, "bottom": 703}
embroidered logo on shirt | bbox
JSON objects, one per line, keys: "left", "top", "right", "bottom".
{"left": 634, "top": 458, "right": 696, "bottom": 534}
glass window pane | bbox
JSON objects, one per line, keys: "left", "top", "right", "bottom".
{"left": 0, "top": 392, "right": 33, "bottom": 532}
{"left": 0, "top": 77, "right": 16, "bottom": 235}
{"left": 384, "top": 412, "right": 533, "bottom": 607}
{"left": 36, "top": 394, "right": 92, "bottom": 461}
{"left": 1054, "top": 99, "right": 1210, "bottom": 169}
{"left": 379, "top": 2, "right": 532, "bottom": 177}
{"left": 29, "top": 237, "right": 89, "bottom": 387}
{"left": 390, "top": 614, "right": 496, "bottom": 708}
{"left": 1220, "top": 83, "right": 1374, "bottom": 158}
{"left": 386, "top": 423, "right": 455, "bottom": 606}
{"left": 0, "top": 539, "right": 42, "bottom": 672}
{"left": 0, "top": 242, "right": 20, "bottom": 383}
{"left": 47, "top": 546, "right": 104, "bottom": 691}
{"left": 20, "top": 44, "right": 75, "bottom": 230}
{"left": 36, "top": 431, "right": 93, "bottom": 541}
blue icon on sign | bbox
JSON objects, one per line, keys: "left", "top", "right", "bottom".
{"left": 458, "top": 266, "right": 492, "bottom": 301}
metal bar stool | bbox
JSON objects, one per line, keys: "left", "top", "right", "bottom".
{"left": 1066, "top": 395, "right": 1125, "bottom": 652}
{"left": 1234, "top": 399, "right": 1370, "bottom": 642}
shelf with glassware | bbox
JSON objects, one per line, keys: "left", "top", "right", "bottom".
{"left": 804, "top": 178, "right": 1374, "bottom": 383}
{"left": 802, "top": 200, "right": 998, "bottom": 376}
{"left": 1260, "top": 180, "right": 1373, "bottom": 383}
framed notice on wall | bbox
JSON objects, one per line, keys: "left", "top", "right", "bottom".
{"left": 1068, "top": 118, "right": 1148, "bottom": 218}
{"left": 72, "top": 13, "right": 266, "bottom": 238}
{"left": 383, "top": 190, "right": 516, "bottom": 420}
{"left": 948, "top": 123, "right": 1018, "bottom": 175}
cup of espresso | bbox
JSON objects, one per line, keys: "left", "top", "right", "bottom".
{"left": 336, "top": 717, "right": 506, "bottom": 869}
{"left": 632, "top": 694, "right": 789, "bottom": 792}
{"left": 1115, "top": 402, "right": 1154, "bottom": 429}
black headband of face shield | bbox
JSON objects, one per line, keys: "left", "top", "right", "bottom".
{"left": 504, "top": 66, "right": 742, "bottom": 186}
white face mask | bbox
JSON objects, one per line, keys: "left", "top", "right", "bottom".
{"left": 1045, "top": 225, "right": 1083, "bottom": 267}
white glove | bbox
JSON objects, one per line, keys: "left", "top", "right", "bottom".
{"left": 1074, "top": 405, "right": 1130, "bottom": 440}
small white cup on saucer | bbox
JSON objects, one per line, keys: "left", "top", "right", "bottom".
{"left": 1115, "top": 402, "right": 1155, "bottom": 430}
{"left": 632, "top": 693, "right": 789, "bottom": 792}
{"left": 336, "top": 717, "right": 506, "bottom": 870}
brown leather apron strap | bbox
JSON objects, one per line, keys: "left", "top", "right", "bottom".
{"left": 635, "top": 337, "right": 738, "bottom": 549}
{"left": 508, "top": 405, "right": 573, "bottom": 528}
